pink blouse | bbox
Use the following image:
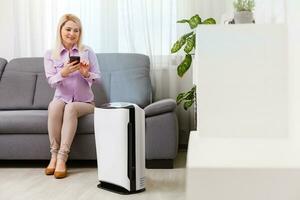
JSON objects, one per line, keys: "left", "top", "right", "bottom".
{"left": 44, "top": 45, "right": 101, "bottom": 103}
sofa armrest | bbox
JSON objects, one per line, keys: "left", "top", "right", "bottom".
{"left": 144, "top": 98, "right": 176, "bottom": 117}
{"left": 0, "top": 58, "right": 7, "bottom": 78}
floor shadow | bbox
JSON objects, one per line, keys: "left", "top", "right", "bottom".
{"left": 0, "top": 151, "right": 186, "bottom": 169}
{"left": 0, "top": 160, "right": 97, "bottom": 168}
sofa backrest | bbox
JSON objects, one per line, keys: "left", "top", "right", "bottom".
{"left": 0, "top": 58, "right": 7, "bottom": 79}
{"left": 0, "top": 57, "right": 52, "bottom": 110}
{"left": 0, "top": 53, "right": 151, "bottom": 110}
{"left": 97, "top": 53, "right": 151, "bottom": 108}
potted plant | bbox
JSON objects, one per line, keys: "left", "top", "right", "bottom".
{"left": 171, "top": 14, "right": 216, "bottom": 110}
{"left": 233, "top": 0, "right": 255, "bottom": 24}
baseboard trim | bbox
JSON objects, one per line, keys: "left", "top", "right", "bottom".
{"left": 146, "top": 159, "right": 173, "bottom": 169}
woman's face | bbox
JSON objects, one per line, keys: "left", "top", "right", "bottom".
{"left": 61, "top": 20, "right": 80, "bottom": 48}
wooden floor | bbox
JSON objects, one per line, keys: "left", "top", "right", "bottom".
{"left": 0, "top": 151, "right": 187, "bottom": 200}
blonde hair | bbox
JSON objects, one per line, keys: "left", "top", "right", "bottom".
{"left": 52, "top": 14, "right": 85, "bottom": 59}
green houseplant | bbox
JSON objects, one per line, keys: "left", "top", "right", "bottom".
{"left": 171, "top": 14, "right": 216, "bottom": 110}
{"left": 233, "top": 0, "right": 255, "bottom": 24}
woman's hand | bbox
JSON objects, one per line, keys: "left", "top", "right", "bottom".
{"left": 79, "top": 60, "right": 90, "bottom": 78}
{"left": 60, "top": 61, "right": 81, "bottom": 77}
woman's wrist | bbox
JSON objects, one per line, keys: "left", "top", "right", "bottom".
{"left": 60, "top": 70, "right": 68, "bottom": 78}
{"left": 83, "top": 72, "right": 90, "bottom": 78}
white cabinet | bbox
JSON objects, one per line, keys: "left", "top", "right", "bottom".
{"left": 187, "top": 24, "right": 300, "bottom": 168}
{"left": 194, "top": 24, "right": 288, "bottom": 138}
{"left": 185, "top": 4, "right": 300, "bottom": 200}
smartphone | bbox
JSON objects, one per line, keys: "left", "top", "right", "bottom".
{"left": 69, "top": 56, "right": 80, "bottom": 65}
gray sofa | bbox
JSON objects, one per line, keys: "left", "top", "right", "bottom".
{"left": 0, "top": 53, "right": 178, "bottom": 168}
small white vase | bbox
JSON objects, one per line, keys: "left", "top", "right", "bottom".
{"left": 234, "top": 11, "right": 254, "bottom": 24}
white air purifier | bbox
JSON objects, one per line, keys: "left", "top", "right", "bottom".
{"left": 94, "top": 102, "right": 146, "bottom": 194}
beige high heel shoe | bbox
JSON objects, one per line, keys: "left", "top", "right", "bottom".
{"left": 45, "top": 167, "right": 55, "bottom": 175}
{"left": 45, "top": 158, "right": 57, "bottom": 175}
{"left": 54, "top": 160, "right": 68, "bottom": 179}
{"left": 54, "top": 168, "right": 67, "bottom": 179}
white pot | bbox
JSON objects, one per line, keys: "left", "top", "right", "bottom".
{"left": 234, "top": 11, "right": 254, "bottom": 24}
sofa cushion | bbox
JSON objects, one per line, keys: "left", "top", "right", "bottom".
{"left": 0, "top": 58, "right": 7, "bottom": 78}
{"left": 110, "top": 68, "right": 151, "bottom": 108}
{"left": 0, "top": 110, "right": 48, "bottom": 133}
{"left": 97, "top": 53, "right": 150, "bottom": 72}
{"left": 97, "top": 53, "right": 152, "bottom": 107}
{"left": 0, "top": 110, "right": 95, "bottom": 134}
{"left": 33, "top": 73, "right": 55, "bottom": 109}
{"left": 0, "top": 57, "right": 46, "bottom": 110}
{"left": 6, "top": 57, "right": 44, "bottom": 73}
{"left": 0, "top": 71, "right": 36, "bottom": 109}
{"left": 92, "top": 79, "right": 109, "bottom": 107}
{"left": 77, "top": 113, "right": 95, "bottom": 134}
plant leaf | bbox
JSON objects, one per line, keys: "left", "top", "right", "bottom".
{"left": 171, "top": 38, "right": 186, "bottom": 53}
{"left": 185, "top": 90, "right": 195, "bottom": 100}
{"left": 184, "top": 34, "right": 196, "bottom": 54}
{"left": 176, "top": 92, "right": 186, "bottom": 104}
{"left": 183, "top": 99, "right": 194, "bottom": 110}
{"left": 177, "top": 54, "right": 192, "bottom": 77}
{"left": 182, "top": 31, "right": 194, "bottom": 39}
{"left": 202, "top": 18, "right": 216, "bottom": 24}
{"left": 191, "top": 85, "right": 196, "bottom": 93}
{"left": 176, "top": 86, "right": 196, "bottom": 110}
{"left": 177, "top": 19, "right": 189, "bottom": 23}
{"left": 171, "top": 32, "right": 194, "bottom": 53}
{"left": 188, "top": 15, "right": 201, "bottom": 29}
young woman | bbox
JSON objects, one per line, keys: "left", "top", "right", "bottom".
{"left": 44, "top": 14, "right": 100, "bottom": 179}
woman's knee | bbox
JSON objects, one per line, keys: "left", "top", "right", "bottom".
{"left": 48, "top": 100, "right": 65, "bottom": 118}
{"left": 64, "top": 103, "right": 78, "bottom": 118}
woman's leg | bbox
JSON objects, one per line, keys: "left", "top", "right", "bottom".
{"left": 56, "top": 102, "right": 94, "bottom": 171}
{"left": 47, "top": 100, "right": 66, "bottom": 169}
